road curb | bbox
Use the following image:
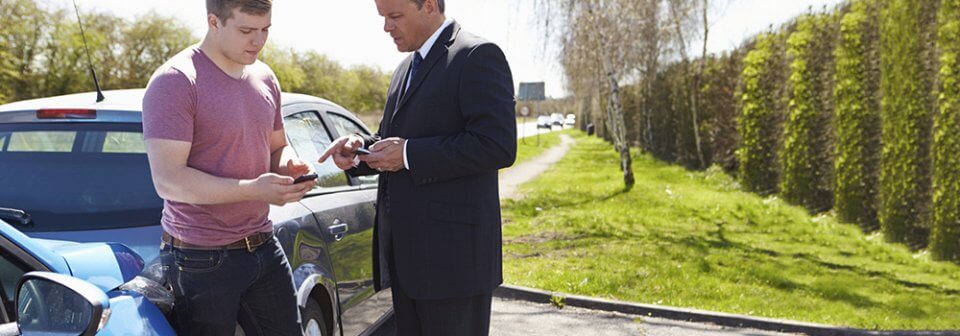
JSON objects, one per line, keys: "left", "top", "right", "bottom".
{"left": 493, "top": 284, "right": 960, "bottom": 336}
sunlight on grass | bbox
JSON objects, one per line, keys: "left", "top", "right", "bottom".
{"left": 501, "top": 131, "right": 960, "bottom": 330}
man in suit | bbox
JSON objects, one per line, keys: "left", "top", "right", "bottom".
{"left": 319, "top": 0, "right": 516, "bottom": 334}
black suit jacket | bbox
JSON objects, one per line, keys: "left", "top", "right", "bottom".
{"left": 348, "top": 21, "right": 516, "bottom": 300}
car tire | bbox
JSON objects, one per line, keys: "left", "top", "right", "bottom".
{"left": 302, "top": 299, "right": 329, "bottom": 336}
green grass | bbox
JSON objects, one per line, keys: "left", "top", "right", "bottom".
{"left": 501, "top": 131, "right": 960, "bottom": 330}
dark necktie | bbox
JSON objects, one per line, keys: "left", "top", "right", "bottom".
{"left": 411, "top": 51, "right": 423, "bottom": 81}
{"left": 402, "top": 52, "right": 423, "bottom": 98}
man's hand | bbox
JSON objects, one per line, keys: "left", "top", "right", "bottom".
{"left": 319, "top": 135, "right": 365, "bottom": 170}
{"left": 360, "top": 137, "right": 407, "bottom": 172}
{"left": 241, "top": 173, "right": 313, "bottom": 206}
{"left": 284, "top": 158, "right": 314, "bottom": 179}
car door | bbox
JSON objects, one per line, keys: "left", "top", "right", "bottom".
{"left": 0, "top": 239, "right": 32, "bottom": 323}
{"left": 281, "top": 105, "right": 379, "bottom": 335}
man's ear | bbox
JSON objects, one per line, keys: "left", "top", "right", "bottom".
{"left": 424, "top": 0, "right": 439, "bottom": 15}
{"left": 207, "top": 13, "right": 220, "bottom": 29}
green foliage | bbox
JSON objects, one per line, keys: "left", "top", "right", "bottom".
{"left": 879, "top": 0, "right": 939, "bottom": 249}
{"left": 648, "top": 67, "right": 680, "bottom": 162}
{"left": 0, "top": 0, "right": 50, "bottom": 104}
{"left": 700, "top": 53, "right": 744, "bottom": 172}
{"left": 0, "top": 3, "right": 192, "bottom": 102}
{"left": 113, "top": 12, "right": 196, "bottom": 90}
{"left": 738, "top": 32, "right": 788, "bottom": 195}
{"left": 932, "top": 0, "right": 960, "bottom": 262}
{"left": 781, "top": 13, "right": 837, "bottom": 213}
{"left": 259, "top": 46, "right": 391, "bottom": 114}
{"left": 834, "top": 0, "right": 882, "bottom": 232}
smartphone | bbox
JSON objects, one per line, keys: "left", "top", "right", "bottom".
{"left": 293, "top": 173, "right": 318, "bottom": 184}
{"left": 355, "top": 148, "right": 371, "bottom": 155}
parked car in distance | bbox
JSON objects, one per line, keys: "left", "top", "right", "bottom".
{"left": 550, "top": 113, "right": 564, "bottom": 127}
{"left": 0, "top": 89, "right": 389, "bottom": 336}
{"left": 564, "top": 114, "right": 575, "bottom": 127}
{"left": 0, "top": 218, "right": 175, "bottom": 335}
{"left": 536, "top": 115, "right": 552, "bottom": 129}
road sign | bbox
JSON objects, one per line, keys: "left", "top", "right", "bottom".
{"left": 520, "top": 106, "right": 530, "bottom": 116}
{"left": 518, "top": 82, "right": 546, "bottom": 101}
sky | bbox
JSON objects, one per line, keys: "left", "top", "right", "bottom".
{"left": 60, "top": 0, "right": 845, "bottom": 98}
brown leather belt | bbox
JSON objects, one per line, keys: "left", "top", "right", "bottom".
{"left": 162, "top": 231, "right": 274, "bottom": 252}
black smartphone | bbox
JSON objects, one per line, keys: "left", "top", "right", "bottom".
{"left": 293, "top": 173, "right": 318, "bottom": 184}
{"left": 355, "top": 148, "right": 371, "bottom": 155}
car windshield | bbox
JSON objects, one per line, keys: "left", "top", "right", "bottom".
{"left": 0, "top": 122, "right": 162, "bottom": 232}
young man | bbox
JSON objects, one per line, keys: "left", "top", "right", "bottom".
{"left": 142, "top": 0, "right": 311, "bottom": 334}
{"left": 322, "top": 0, "right": 517, "bottom": 334}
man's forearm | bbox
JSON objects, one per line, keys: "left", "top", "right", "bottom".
{"left": 154, "top": 166, "right": 256, "bottom": 205}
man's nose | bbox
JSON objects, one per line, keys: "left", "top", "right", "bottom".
{"left": 253, "top": 32, "right": 267, "bottom": 47}
{"left": 383, "top": 19, "right": 393, "bottom": 32}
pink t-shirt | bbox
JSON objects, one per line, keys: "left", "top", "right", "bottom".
{"left": 142, "top": 47, "right": 283, "bottom": 246}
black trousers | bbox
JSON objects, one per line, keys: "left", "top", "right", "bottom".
{"left": 388, "top": 250, "right": 492, "bottom": 336}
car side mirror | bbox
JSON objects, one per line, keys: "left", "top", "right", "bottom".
{"left": 16, "top": 272, "right": 110, "bottom": 336}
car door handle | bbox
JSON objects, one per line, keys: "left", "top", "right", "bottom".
{"left": 329, "top": 220, "right": 349, "bottom": 241}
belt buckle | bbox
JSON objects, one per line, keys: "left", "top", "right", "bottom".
{"left": 245, "top": 236, "right": 254, "bottom": 252}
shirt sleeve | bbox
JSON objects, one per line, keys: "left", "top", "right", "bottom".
{"left": 142, "top": 67, "right": 197, "bottom": 142}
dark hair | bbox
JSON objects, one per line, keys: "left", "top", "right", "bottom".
{"left": 206, "top": 0, "right": 272, "bottom": 22}
{"left": 410, "top": 0, "right": 445, "bottom": 13}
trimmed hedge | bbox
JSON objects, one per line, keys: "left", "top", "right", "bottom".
{"left": 834, "top": 0, "right": 882, "bottom": 232}
{"left": 738, "top": 32, "right": 788, "bottom": 195}
{"left": 879, "top": 0, "right": 939, "bottom": 249}
{"left": 781, "top": 13, "right": 838, "bottom": 213}
{"left": 932, "top": 0, "right": 960, "bottom": 262}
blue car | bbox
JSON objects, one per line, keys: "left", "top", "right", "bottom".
{"left": 0, "top": 90, "right": 390, "bottom": 335}
{"left": 0, "top": 218, "right": 175, "bottom": 335}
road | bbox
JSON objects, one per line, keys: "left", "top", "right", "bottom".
{"left": 370, "top": 297, "right": 797, "bottom": 336}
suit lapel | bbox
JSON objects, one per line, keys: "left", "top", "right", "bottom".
{"left": 382, "top": 55, "right": 412, "bottom": 135}
{"left": 391, "top": 22, "right": 462, "bottom": 124}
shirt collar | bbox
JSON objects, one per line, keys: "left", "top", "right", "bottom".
{"left": 418, "top": 17, "right": 454, "bottom": 59}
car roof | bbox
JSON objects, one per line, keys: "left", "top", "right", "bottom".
{"left": 0, "top": 89, "right": 348, "bottom": 114}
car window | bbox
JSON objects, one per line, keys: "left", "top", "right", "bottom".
{"left": 284, "top": 111, "right": 350, "bottom": 189}
{"left": 326, "top": 112, "right": 378, "bottom": 187}
{"left": 0, "top": 123, "right": 162, "bottom": 232}
{"left": 327, "top": 112, "right": 367, "bottom": 138}
{"left": 5, "top": 131, "right": 75, "bottom": 152}
{"left": 103, "top": 132, "right": 147, "bottom": 153}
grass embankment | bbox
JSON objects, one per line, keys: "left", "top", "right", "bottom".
{"left": 501, "top": 131, "right": 960, "bottom": 330}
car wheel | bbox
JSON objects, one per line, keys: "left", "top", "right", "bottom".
{"left": 302, "top": 299, "right": 329, "bottom": 336}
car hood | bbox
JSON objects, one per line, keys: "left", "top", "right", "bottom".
{"left": 33, "top": 239, "right": 144, "bottom": 292}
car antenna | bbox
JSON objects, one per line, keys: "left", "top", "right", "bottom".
{"left": 71, "top": 0, "right": 105, "bottom": 103}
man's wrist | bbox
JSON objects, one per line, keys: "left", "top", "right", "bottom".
{"left": 237, "top": 179, "right": 257, "bottom": 202}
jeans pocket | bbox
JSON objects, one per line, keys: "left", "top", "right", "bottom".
{"left": 173, "top": 249, "right": 224, "bottom": 273}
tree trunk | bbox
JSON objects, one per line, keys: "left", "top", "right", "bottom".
{"left": 588, "top": 4, "right": 635, "bottom": 189}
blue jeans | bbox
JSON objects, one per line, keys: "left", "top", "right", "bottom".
{"left": 161, "top": 237, "right": 302, "bottom": 336}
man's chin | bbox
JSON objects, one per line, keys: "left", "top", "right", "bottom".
{"left": 232, "top": 54, "right": 258, "bottom": 65}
